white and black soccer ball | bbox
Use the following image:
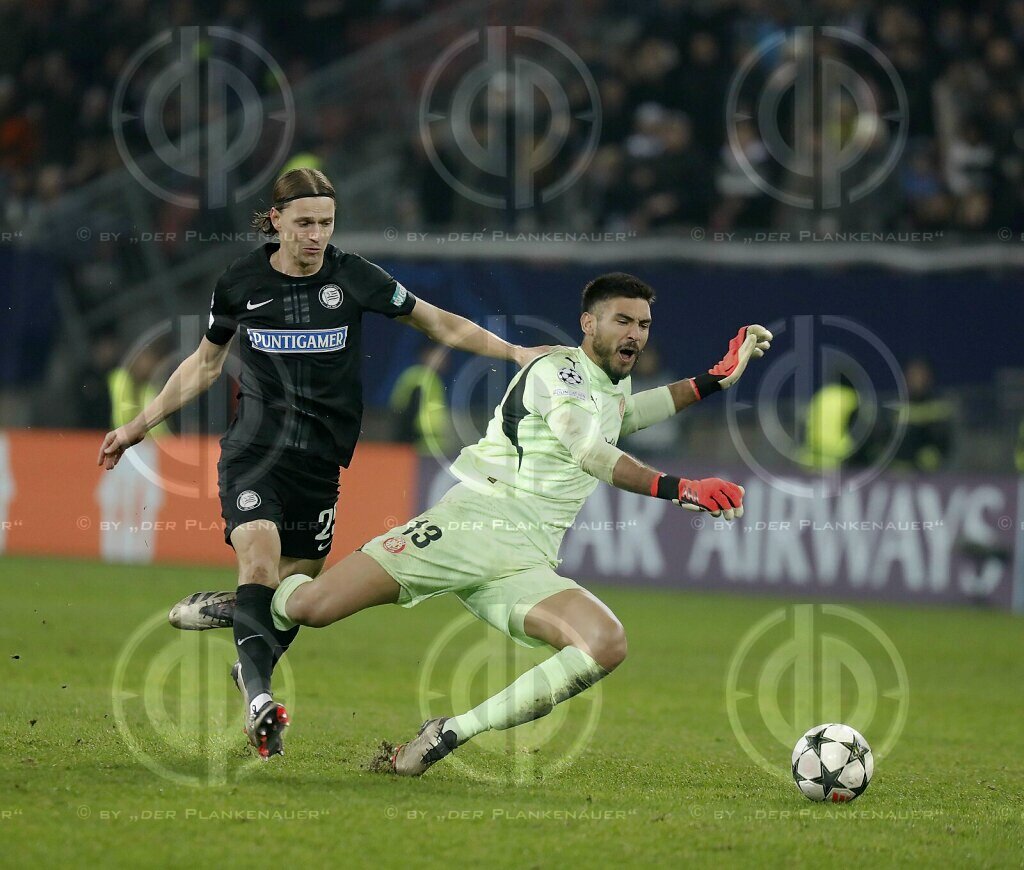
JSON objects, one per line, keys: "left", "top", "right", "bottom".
{"left": 792, "top": 723, "right": 873, "bottom": 803}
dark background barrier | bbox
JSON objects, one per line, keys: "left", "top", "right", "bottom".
{"left": 361, "top": 259, "right": 1021, "bottom": 406}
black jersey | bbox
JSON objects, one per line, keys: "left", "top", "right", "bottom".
{"left": 205, "top": 242, "right": 417, "bottom": 467}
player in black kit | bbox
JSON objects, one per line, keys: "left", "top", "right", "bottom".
{"left": 97, "top": 168, "right": 547, "bottom": 759}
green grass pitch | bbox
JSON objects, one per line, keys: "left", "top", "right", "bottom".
{"left": 3, "top": 555, "right": 1022, "bottom": 867}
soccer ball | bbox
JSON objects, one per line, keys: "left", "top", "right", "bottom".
{"left": 791, "top": 723, "right": 873, "bottom": 802}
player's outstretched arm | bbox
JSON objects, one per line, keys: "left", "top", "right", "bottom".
{"left": 622, "top": 325, "right": 773, "bottom": 437}
{"left": 610, "top": 452, "right": 744, "bottom": 520}
{"left": 398, "top": 297, "right": 550, "bottom": 367}
{"left": 546, "top": 401, "right": 745, "bottom": 520}
{"left": 97, "top": 337, "right": 231, "bottom": 470}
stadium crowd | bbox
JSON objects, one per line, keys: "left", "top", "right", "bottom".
{"left": 0, "top": 0, "right": 434, "bottom": 235}
{"left": 401, "top": 0, "right": 1024, "bottom": 234}
{"left": 3, "top": 0, "right": 1023, "bottom": 236}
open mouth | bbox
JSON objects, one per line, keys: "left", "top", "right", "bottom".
{"left": 616, "top": 346, "right": 638, "bottom": 365}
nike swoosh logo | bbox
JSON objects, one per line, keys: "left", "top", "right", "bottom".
{"left": 236, "top": 634, "right": 261, "bottom": 646}
{"left": 317, "top": 541, "right": 331, "bottom": 551}
{"left": 246, "top": 298, "right": 273, "bottom": 310}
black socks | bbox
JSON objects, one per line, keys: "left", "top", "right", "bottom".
{"left": 234, "top": 583, "right": 300, "bottom": 703}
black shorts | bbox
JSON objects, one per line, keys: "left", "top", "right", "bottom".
{"left": 217, "top": 445, "right": 340, "bottom": 560}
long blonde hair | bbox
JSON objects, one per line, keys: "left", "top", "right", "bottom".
{"left": 251, "top": 168, "right": 336, "bottom": 235}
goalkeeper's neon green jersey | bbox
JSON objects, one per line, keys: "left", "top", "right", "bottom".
{"left": 450, "top": 346, "right": 635, "bottom": 552}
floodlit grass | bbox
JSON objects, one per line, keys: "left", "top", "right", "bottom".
{"left": 3, "top": 556, "right": 1022, "bottom": 867}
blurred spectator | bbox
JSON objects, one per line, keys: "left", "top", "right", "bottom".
{"left": 712, "top": 119, "right": 775, "bottom": 230}
{"left": 597, "top": 77, "right": 631, "bottom": 146}
{"left": 77, "top": 329, "right": 120, "bottom": 431}
{"left": 98, "top": 333, "right": 171, "bottom": 563}
{"left": 108, "top": 339, "right": 172, "bottom": 438}
{"left": 676, "top": 32, "right": 731, "bottom": 153}
{"left": 945, "top": 117, "right": 996, "bottom": 230}
{"left": 899, "top": 144, "right": 952, "bottom": 230}
{"left": 619, "top": 109, "right": 711, "bottom": 231}
{"left": 799, "top": 374, "right": 860, "bottom": 470}
{"left": 626, "top": 37, "right": 680, "bottom": 109}
{"left": 890, "top": 357, "right": 954, "bottom": 472}
{"left": 389, "top": 344, "right": 454, "bottom": 457}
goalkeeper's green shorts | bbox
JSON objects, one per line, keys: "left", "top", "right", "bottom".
{"left": 360, "top": 482, "right": 580, "bottom": 648}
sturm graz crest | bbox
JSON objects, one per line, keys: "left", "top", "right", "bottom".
{"left": 236, "top": 490, "right": 261, "bottom": 511}
{"left": 319, "top": 284, "right": 343, "bottom": 309}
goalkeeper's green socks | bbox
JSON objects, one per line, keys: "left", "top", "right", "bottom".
{"left": 268, "top": 576, "right": 611, "bottom": 747}
{"left": 444, "top": 646, "right": 607, "bottom": 745}
{"left": 271, "top": 573, "right": 315, "bottom": 630}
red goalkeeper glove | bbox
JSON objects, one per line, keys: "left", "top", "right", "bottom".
{"left": 651, "top": 474, "right": 745, "bottom": 520}
{"left": 690, "top": 324, "right": 772, "bottom": 399}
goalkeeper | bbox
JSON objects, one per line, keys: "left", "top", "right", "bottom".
{"left": 171, "top": 272, "right": 772, "bottom": 775}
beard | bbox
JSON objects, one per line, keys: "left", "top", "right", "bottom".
{"left": 592, "top": 330, "right": 640, "bottom": 382}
